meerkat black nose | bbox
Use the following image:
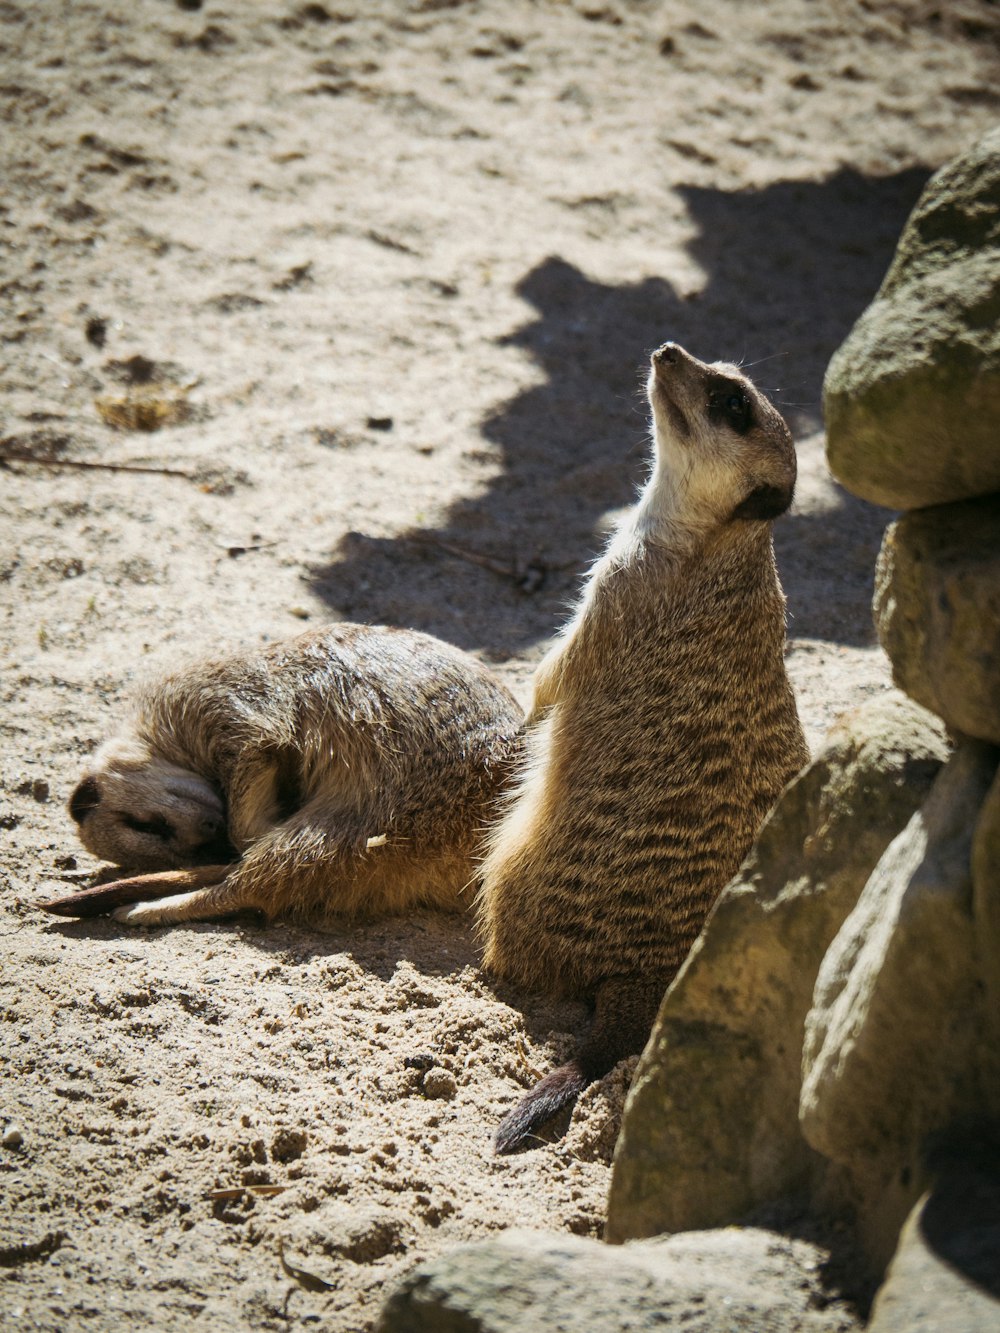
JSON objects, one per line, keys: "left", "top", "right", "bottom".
{"left": 69, "top": 775, "right": 101, "bottom": 824}
{"left": 653, "top": 342, "right": 681, "bottom": 366}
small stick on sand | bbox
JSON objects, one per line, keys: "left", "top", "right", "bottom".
{"left": 0, "top": 446, "right": 195, "bottom": 479}
{"left": 207, "top": 1186, "right": 288, "bottom": 1201}
{"left": 408, "top": 533, "right": 567, "bottom": 593}
{"left": 278, "top": 1239, "right": 335, "bottom": 1293}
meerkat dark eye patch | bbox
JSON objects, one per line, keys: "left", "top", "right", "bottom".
{"left": 69, "top": 776, "right": 102, "bottom": 824}
{"left": 707, "top": 379, "right": 753, "bottom": 435}
{"left": 121, "top": 813, "right": 176, "bottom": 841}
{"left": 731, "top": 483, "right": 793, "bottom": 523}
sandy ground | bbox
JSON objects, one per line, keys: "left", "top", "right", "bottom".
{"left": 1, "top": 2, "right": 998, "bottom": 1328}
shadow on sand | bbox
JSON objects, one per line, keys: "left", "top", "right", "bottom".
{"left": 311, "top": 166, "right": 928, "bottom": 655}
{"left": 42, "top": 907, "right": 592, "bottom": 1064}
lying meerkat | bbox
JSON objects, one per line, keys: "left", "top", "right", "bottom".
{"left": 45, "top": 624, "right": 524, "bottom": 926}
{"left": 477, "top": 342, "right": 809, "bottom": 1153}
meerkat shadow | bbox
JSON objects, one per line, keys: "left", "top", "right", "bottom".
{"left": 197, "top": 908, "right": 505, "bottom": 990}
{"left": 41, "top": 909, "right": 268, "bottom": 941}
{"left": 310, "top": 165, "right": 929, "bottom": 655}
{"left": 39, "top": 895, "right": 483, "bottom": 983}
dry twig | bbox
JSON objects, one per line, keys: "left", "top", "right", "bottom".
{"left": 278, "top": 1239, "right": 335, "bottom": 1292}
{"left": 0, "top": 445, "right": 195, "bottom": 479}
{"left": 409, "top": 533, "right": 573, "bottom": 593}
{"left": 205, "top": 1185, "right": 288, "bottom": 1201}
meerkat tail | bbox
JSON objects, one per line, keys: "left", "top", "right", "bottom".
{"left": 494, "top": 976, "right": 666, "bottom": 1155}
{"left": 494, "top": 1060, "right": 588, "bottom": 1155}
{"left": 39, "top": 864, "right": 236, "bottom": 918}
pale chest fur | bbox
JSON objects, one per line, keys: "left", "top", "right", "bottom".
{"left": 478, "top": 532, "right": 807, "bottom": 998}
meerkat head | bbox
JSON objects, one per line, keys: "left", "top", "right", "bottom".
{"left": 68, "top": 734, "right": 232, "bottom": 871}
{"left": 644, "top": 342, "right": 796, "bottom": 536}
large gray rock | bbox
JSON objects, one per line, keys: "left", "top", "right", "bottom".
{"left": 800, "top": 741, "right": 999, "bottom": 1266}
{"left": 376, "top": 1227, "right": 862, "bottom": 1333}
{"left": 606, "top": 693, "right": 947, "bottom": 1244}
{"left": 875, "top": 498, "right": 1000, "bottom": 745}
{"left": 824, "top": 127, "right": 1000, "bottom": 509}
{"left": 867, "top": 1164, "right": 1000, "bottom": 1333}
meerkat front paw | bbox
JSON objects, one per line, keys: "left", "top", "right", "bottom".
{"left": 112, "top": 890, "right": 210, "bottom": 926}
{"left": 112, "top": 898, "right": 171, "bottom": 926}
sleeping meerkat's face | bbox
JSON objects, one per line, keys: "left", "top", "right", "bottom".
{"left": 68, "top": 737, "right": 232, "bottom": 871}
{"left": 646, "top": 342, "right": 797, "bottom": 532}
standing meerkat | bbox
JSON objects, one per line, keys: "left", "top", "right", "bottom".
{"left": 477, "top": 342, "right": 808, "bottom": 1153}
{"left": 44, "top": 624, "right": 524, "bottom": 926}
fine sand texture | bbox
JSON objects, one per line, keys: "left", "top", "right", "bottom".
{"left": 2, "top": 2, "right": 998, "bottom": 1329}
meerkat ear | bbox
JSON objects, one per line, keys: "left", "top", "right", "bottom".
{"left": 69, "top": 775, "right": 102, "bottom": 824}
{"left": 730, "top": 483, "right": 793, "bottom": 523}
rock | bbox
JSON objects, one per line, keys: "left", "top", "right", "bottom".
{"left": 376, "top": 1226, "right": 862, "bottom": 1333}
{"left": 824, "top": 127, "right": 1000, "bottom": 509}
{"left": 270, "top": 1127, "right": 307, "bottom": 1162}
{"left": 867, "top": 1162, "right": 1000, "bottom": 1333}
{"left": 800, "top": 740, "right": 999, "bottom": 1267}
{"left": 422, "top": 1068, "right": 457, "bottom": 1100}
{"left": 606, "top": 693, "right": 947, "bottom": 1244}
{"left": 875, "top": 497, "right": 1000, "bottom": 744}
{"left": 2, "top": 1122, "right": 25, "bottom": 1149}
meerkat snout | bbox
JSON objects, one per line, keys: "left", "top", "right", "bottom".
{"left": 646, "top": 345, "right": 796, "bottom": 531}
{"left": 69, "top": 742, "right": 232, "bottom": 872}
{"left": 69, "top": 775, "right": 101, "bottom": 825}
{"left": 652, "top": 341, "right": 681, "bottom": 367}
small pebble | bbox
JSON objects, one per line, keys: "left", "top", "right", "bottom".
{"left": 403, "top": 1053, "right": 435, "bottom": 1072}
{"left": 288, "top": 605, "right": 311, "bottom": 620}
{"left": 423, "top": 1069, "right": 457, "bottom": 1100}
{"left": 3, "top": 1122, "right": 25, "bottom": 1149}
{"left": 84, "top": 314, "right": 108, "bottom": 348}
{"left": 272, "top": 1127, "right": 307, "bottom": 1162}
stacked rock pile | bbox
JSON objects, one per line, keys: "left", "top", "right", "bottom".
{"left": 377, "top": 130, "right": 1000, "bottom": 1331}
{"left": 814, "top": 124, "right": 1000, "bottom": 1321}
{"left": 610, "top": 124, "right": 1000, "bottom": 1325}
